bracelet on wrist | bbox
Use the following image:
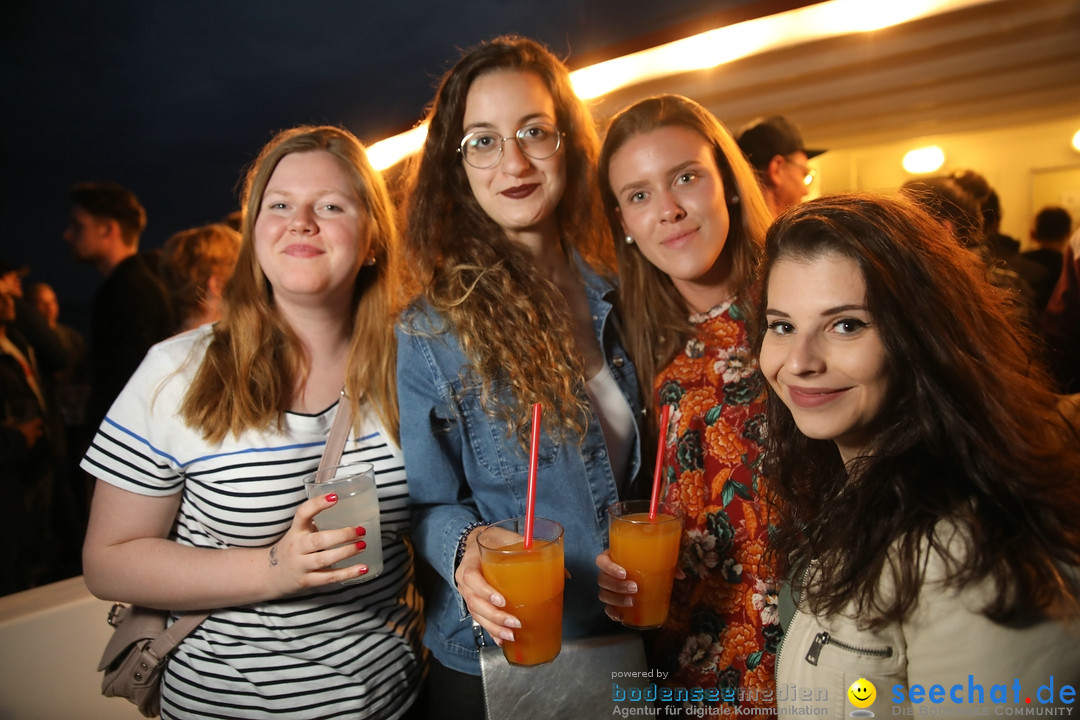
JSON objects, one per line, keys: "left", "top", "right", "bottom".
{"left": 454, "top": 520, "right": 486, "bottom": 572}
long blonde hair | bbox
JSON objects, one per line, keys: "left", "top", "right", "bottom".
{"left": 402, "top": 36, "right": 612, "bottom": 442}
{"left": 182, "top": 125, "right": 402, "bottom": 442}
{"left": 598, "top": 95, "right": 771, "bottom": 422}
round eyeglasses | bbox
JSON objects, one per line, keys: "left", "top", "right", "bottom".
{"left": 458, "top": 122, "right": 563, "bottom": 169}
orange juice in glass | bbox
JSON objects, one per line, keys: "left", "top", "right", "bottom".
{"left": 478, "top": 517, "right": 564, "bottom": 666}
{"left": 608, "top": 500, "right": 682, "bottom": 629}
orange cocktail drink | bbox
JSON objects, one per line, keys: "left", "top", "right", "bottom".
{"left": 478, "top": 517, "right": 564, "bottom": 666}
{"left": 608, "top": 501, "right": 682, "bottom": 629}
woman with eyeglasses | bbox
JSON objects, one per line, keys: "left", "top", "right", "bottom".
{"left": 396, "top": 35, "right": 642, "bottom": 716}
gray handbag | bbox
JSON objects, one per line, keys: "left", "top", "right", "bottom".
{"left": 98, "top": 603, "right": 207, "bottom": 717}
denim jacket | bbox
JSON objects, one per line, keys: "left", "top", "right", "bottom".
{"left": 396, "top": 260, "right": 643, "bottom": 675}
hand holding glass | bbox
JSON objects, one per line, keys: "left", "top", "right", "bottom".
{"left": 303, "top": 461, "right": 383, "bottom": 584}
{"left": 478, "top": 517, "right": 564, "bottom": 666}
{"left": 608, "top": 500, "right": 681, "bottom": 629}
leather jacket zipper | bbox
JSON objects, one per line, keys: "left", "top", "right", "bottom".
{"left": 805, "top": 631, "right": 893, "bottom": 666}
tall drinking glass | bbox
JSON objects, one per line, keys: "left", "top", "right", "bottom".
{"left": 478, "top": 517, "right": 564, "bottom": 666}
{"left": 608, "top": 500, "right": 682, "bottom": 629}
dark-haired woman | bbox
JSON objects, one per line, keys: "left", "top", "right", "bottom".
{"left": 756, "top": 193, "right": 1080, "bottom": 715}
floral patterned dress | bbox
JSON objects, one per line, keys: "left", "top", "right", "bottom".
{"left": 650, "top": 300, "right": 782, "bottom": 714}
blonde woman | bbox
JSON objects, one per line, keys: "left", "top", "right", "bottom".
{"left": 82, "top": 126, "right": 423, "bottom": 719}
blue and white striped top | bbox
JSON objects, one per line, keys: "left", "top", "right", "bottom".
{"left": 82, "top": 325, "right": 424, "bottom": 720}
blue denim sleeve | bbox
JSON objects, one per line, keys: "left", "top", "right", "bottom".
{"left": 395, "top": 322, "right": 480, "bottom": 592}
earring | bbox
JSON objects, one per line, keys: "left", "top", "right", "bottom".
{"left": 364, "top": 256, "right": 377, "bottom": 266}
{"left": 729, "top": 194, "right": 740, "bottom": 205}
{"left": 624, "top": 235, "right": 634, "bottom": 245}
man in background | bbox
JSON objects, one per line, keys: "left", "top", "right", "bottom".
{"left": 736, "top": 115, "right": 826, "bottom": 217}
{"left": 63, "top": 182, "right": 174, "bottom": 437}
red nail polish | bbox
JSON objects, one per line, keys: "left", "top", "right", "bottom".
{"left": 357, "top": 566, "right": 369, "bottom": 575}
{"left": 356, "top": 540, "right": 367, "bottom": 550}
{"left": 355, "top": 526, "right": 366, "bottom": 537}
{"left": 325, "top": 493, "right": 337, "bottom": 503}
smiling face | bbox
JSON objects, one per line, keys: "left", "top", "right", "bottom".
{"left": 608, "top": 125, "right": 733, "bottom": 312}
{"left": 253, "top": 150, "right": 367, "bottom": 315}
{"left": 758, "top": 252, "right": 890, "bottom": 463}
{"left": 460, "top": 69, "right": 566, "bottom": 245}
{"left": 847, "top": 678, "right": 877, "bottom": 709}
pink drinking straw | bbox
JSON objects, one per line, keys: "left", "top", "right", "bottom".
{"left": 523, "top": 403, "right": 542, "bottom": 549}
{"left": 648, "top": 404, "right": 671, "bottom": 520}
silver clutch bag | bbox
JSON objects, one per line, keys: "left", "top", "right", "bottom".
{"left": 479, "top": 633, "right": 651, "bottom": 719}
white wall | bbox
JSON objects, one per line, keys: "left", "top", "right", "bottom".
{"left": 0, "top": 577, "right": 148, "bottom": 720}
{"left": 809, "top": 116, "right": 1080, "bottom": 248}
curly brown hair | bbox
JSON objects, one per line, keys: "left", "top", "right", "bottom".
{"left": 402, "top": 35, "right": 613, "bottom": 441}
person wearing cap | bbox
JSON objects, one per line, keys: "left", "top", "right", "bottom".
{"left": 736, "top": 115, "right": 825, "bottom": 217}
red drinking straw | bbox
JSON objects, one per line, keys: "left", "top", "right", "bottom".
{"left": 648, "top": 404, "right": 671, "bottom": 520}
{"left": 523, "top": 403, "right": 542, "bottom": 549}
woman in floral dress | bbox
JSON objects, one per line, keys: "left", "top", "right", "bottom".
{"left": 596, "top": 95, "right": 780, "bottom": 714}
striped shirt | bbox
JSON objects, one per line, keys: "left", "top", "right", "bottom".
{"left": 82, "top": 326, "right": 424, "bottom": 719}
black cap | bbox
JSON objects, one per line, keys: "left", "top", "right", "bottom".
{"left": 736, "top": 116, "right": 826, "bottom": 172}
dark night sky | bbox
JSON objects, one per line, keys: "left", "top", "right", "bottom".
{"left": 2, "top": 0, "right": 770, "bottom": 333}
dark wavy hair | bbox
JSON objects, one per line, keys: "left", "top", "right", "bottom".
{"left": 753, "top": 193, "right": 1080, "bottom": 627}
{"left": 402, "top": 35, "right": 611, "bottom": 441}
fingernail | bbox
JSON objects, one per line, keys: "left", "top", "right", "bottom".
{"left": 357, "top": 566, "right": 369, "bottom": 575}
{"left": 325, "top": 493, "right": 337, "bottom": 503}
{"left": 491, "top": 593, "right": 506, "bottom": 607}
{"left": 505, "top": 617, "right": 521, "bottom": 629}
{"left": 626, "top": 582, "right": 638, "bottom": 594}
{"left": 355, "top": 540, "right": 367, "bottom": 551}
{"left": 355, "top": 526, "right": 366, "bottom": 537}
{"left": 501, "top": 631, "right": 515, "bottom": 642}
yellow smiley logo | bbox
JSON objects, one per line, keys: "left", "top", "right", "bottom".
{"left": 848, "top": 678, "right": 876, "bottom": 708}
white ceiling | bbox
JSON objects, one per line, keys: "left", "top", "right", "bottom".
{"left": 589, "top": 0, "right": 1080, "bottom": 152}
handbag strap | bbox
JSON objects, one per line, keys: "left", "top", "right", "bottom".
{"left": 139, "top": 389, "right": 357, "bottom": 659}
{"left": 146, "top": 611, "right": 208, "bottom": 660}
{"left": 319, "top": 389, "right": 354, "bottom": 475}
